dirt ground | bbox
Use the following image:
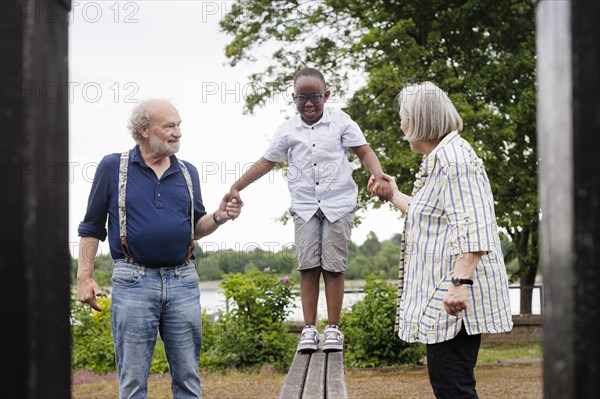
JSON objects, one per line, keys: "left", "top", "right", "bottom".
{"left": 72, "top": 360, "right": 542, "bottom": 399}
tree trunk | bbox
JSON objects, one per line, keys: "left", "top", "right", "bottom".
{"left": 519, "top": 264, "right": 537, "bottom": 315}
{"left": 515, "top": 223, "right": 539, "bottom": 314}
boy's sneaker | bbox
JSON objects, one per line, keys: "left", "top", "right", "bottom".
{"left": 323, "top": 324, "right": 344, "bottom": 353}
{"left": 297, "top": 325, "right": 319, "bottom": 353}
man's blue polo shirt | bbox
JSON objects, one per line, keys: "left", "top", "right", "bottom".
{"left": 78, "top": 146, "right": 207, "bottom": 267}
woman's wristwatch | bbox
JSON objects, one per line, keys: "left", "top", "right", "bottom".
{"left": 451, "top": 276, "right": 473, "bottom": 286}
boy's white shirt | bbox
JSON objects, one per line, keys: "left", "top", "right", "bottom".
{"left": 263, "top": 108, "right": 367, "bottom": 223}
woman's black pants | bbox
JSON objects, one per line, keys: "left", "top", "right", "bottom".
{"left": 426, "top": 326, "right": 481, "bottom": 399}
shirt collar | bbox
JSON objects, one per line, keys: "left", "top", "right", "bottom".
{"left": 294, "top": 107, "right": 332, "bottom": 128}
{"left": 129, "top": 145, "right": 181, "bottom": 172}
{"left": 421, "top": 131, "right": 460, "bottom": 176}
{"left": 130, "top": 145, "right": 144, "bottom": 165}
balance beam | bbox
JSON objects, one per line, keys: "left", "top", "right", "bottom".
{"left": 279, "top": 339, "right": 347, "bottom": 399}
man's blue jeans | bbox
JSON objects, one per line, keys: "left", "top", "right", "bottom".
{"left": 111, "top": 260, "right": 202, "bottom": 399}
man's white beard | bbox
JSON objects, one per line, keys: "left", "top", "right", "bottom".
{"left": 149, "top": 133, "right": 178, "bottom": 157}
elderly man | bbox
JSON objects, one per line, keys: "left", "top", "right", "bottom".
{"left": 76, "top": 99, "right": 240, "bottom": 399}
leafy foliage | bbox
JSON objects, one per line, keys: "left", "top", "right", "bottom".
{"left": 71, "top": 296, "right": 116, "bottom": 374}
{"left": 70, "top": 255, "right": 114, "bottom": 285}
{"left": 220, "top": 0, "right": 538, "bottom": 312}
{"left": 341, "top": 275, "right": 425, "bottom": 367}
{"left": 194, "top": 244, "right": 299, "bottom": 281}
{"left": 71, "top": 296, "right": 214, "bottom": 374}
{"left": 201, "top": 269, "right": 298, "bottom": 371}
{"left": 72, "top": 268, "right": 433, "bottom": 373}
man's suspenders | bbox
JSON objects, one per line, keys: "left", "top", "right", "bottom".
{"left": 118, "top": 151, "right": 195, "bottom": 264}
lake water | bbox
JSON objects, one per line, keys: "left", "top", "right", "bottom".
{"left": 200, "top": 285, "right": 542, "bottom": 322}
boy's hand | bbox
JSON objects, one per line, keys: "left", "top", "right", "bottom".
{"left": 367, "top": 174, "right": 378, "bottom": 196}
{"left": 369, "top": 174, "right": 393, "bottom": 201}
{"left": 220, "top": 192, "right": 242, "bottom": 221}
{"left": 227, "top": 187, "right": 244, "bottom": 207}
{"left": 369, "top": 173, "right": 399, "bottom": 200}
{"left": 376, "top": 182, "right": 393, "bottom": 200}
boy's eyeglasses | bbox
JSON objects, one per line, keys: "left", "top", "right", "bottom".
{"left": 293, "top": 92, "right": 326, "bottom": 104}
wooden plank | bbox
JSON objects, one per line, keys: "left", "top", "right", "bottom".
{"left": 326, "top": 351, "right": 347, "bottom": 399}
{"left": 279, "top": 352, "right": 310, "bottom": 399}
{"left": 302, "top": 352, "right": 326, "bottom": 399}
{"left": 280, "top": 333, "right": 348, "bottom": 399}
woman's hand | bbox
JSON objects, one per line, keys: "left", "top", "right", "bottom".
{"left": 369, "top": 173, "right": 410, "bottom": 213}
{"left": 369, "top": 173, "right": 398, "bottom": 198}
{"left": 443, "top": 285, "right": 469, "bottom": 316}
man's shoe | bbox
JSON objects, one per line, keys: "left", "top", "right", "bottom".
{"left": 322, "top": 324, "right": 344, "bottom": 353}
{"left": 297, "top": 325, "right": 319, "bottom": 353}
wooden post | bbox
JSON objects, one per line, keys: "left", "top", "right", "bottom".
{"left": 0, "top": 1, "right": 72, "bottom": 397}
{"left": 537, "top": 1, "right": 600, "bottom": 397}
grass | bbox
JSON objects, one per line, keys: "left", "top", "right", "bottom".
{"left": 73, "top": 371, "right": 287, "bottom": 399}
{"left": 478, "top": 342, "right": 542, "bottom": 363}
{"left": 72, "top": 342, "right": 543, "bottom": 399}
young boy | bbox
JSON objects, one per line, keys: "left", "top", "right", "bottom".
{"left": 228, "top": 67, "right": 390, "bottom": 353}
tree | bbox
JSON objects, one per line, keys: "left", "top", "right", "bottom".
{"left": 346, "top": 254, "right": 374, "bottom": 279}
{"left": 373, "top": 239, "right": 403, "bottom": 278}
{"left": 221, "top": 0, "right": 538, "bottom": 313}
{"left": 360, "top": 231, "right": 381, "bottom": 257}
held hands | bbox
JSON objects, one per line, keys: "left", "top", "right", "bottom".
{"left": 217, "top": 192, "right": 243, "bottom": 223}
{"left": 227, "top": 187, "right": 244, "bottom": 208}
{"left": 368, "top": 173, "right": 397, "bottom": 202}
{"left": 77, "top": 278, "right": 103, "bottom": 312}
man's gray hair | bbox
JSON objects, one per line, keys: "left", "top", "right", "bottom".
{"left": 127, "top": 99, "right": 173, "bottom": 143}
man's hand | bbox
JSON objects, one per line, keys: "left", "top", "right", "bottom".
{"left": 77, "top": 278, "right": 103, "bottom": 312}
{"left": 218, "top": 192, "right": 242, "bottom": 222}
{"left": 443, "top": 285, "right": 469, "bottom": 316}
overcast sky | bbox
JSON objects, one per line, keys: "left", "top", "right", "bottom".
{"left": 68, "top": 1, "right": 403, "bottom": 257}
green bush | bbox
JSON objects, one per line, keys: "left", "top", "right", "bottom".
{"left": 341, "top": 275, "right": 425, "bottom": 367}
{"left": 71, "top": 296, "right": 116, "bottom": 374}
{"left": 201, "top": 269, "right": 298, "bottom": 371}
{"left": 71, "top": 296, "right": 212, "bottom": 374}
{"left": 72, "top": 271, "right": 427, "bottom": 374}
{"left": 71, "top": 268, "right": 298, "bottom": 373}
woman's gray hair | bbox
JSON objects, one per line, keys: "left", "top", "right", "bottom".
{"left": 397, "top": 82, "right": 463, "bottom": 142}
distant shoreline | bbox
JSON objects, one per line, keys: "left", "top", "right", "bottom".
{"left": 199, "top": 279, "right": 371, "bottom": 291}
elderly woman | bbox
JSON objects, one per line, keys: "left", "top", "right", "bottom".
{"left": 370, "top": 82, "right": 513, "bottom": 399}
